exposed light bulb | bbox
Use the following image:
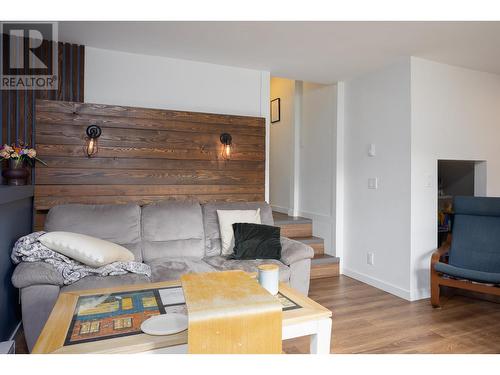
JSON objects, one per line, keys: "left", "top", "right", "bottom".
{"left": 86, "top": 137, "right": 98, "bottom": 157}
{"left": 222, "top": 143, "right": 231, "bottom": 160}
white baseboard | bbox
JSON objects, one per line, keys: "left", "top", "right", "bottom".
{"left": 342, "top": 267, "right": 411, "bottom": 301}
{"left": 296, "top": 210, "right": 334, "bottom": 223}
{"left": 270, "top": 204, "right": 293, "bottom": 216}
{"left": 411, "top": 288, "right": 430, "bottom": 301}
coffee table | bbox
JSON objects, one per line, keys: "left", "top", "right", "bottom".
{"left": 32, "top": 273, "right": 332, "bottom": 354}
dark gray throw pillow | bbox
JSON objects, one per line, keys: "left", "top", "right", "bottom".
{"left": 230, "top": 223, "right": 281, "bottom": 260}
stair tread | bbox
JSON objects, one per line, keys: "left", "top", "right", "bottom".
{"left": 312, "top": 254, "right": 340, "bottom": 265}
{"left": 293, "top": 236, "right": 324, "bottom": 244}
{"left": 272, "top": 211, "right": 312, "bottom": 225}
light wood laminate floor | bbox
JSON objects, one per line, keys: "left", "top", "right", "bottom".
{"left": 283, "top": 275, "right": 500, "bottom": 354}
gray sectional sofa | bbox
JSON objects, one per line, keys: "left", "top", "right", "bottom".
{"left": 11, "top": 200, "right": 314, "bottom": 352}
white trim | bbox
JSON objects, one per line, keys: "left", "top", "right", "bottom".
{"left": 335, "top": 82, "right": 345, "bottom": 274}
{"left": 146, "top": 344, "right": 188, "bottom": 354}
{"left": 260, "top": 71, "right": 271, "bottom": 203}
{"left": 290, "top": 80, "right": 303, "bottom": 216}
{"left": 8, "top": 321, "right": 21, "bottom": 341}
{"left": 343, "top": 267, "right": 412, "bottom": 301}
{"left": 411, "top": 287, "right": 430, "bottom": 301}
{"left": 297, "top": 210, "right": 334, "bottom": 223}
{"left": 271, "top": 204, "right": 293, "bottom": 216}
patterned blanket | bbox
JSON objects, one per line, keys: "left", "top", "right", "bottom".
{"left": 11, "top": 232, "right": 151, "bottom": 285}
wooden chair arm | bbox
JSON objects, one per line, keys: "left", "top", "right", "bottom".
{"left": 431, "top": 236, "right": 451, "bottom": 266}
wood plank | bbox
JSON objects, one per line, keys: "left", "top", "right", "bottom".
{"left": 56, "top": 42, "right": 64, "bottom": 101}
{"left": 36, "top": 100, "right": 265, "bottom": 127}
{"left": 36, "top": 111, "right": 265, "bottom": 137}
{"left": 71, "top": 45, "right": 79, "bottom": 102}
{"left": 35, "top": 168, "right": 264, "bottom": 185}
{"left": 279, "top": 223, "right": 313, "bottom": 238}
{"left": 311, "top": 242, "right": 324, "bottom": 256}
{"left": 36, "top": 144, "right": 264, "bottom": 161}
{"left": 19, "top": 90, "right": 25, "bottom": 144}
{"left": 35, "top": 184, "right": 264, "bottom": 197}
{"left": 64, "top": 42, "right": 71, "bottom": 101}
{"left": 78, "top": 45, "right": 85, "bottom": 102}
{"left": 34, "top": 212, "right": 46, "bottom": 230}
{"left": 34, "top": 194, "right": 265, "bottom": 210}
{"left": 37, "top": 156, "right": 264, "bottom": 171}
{"left": 310, "top": 263, "right": 340, "bottom": 279}
{"left": 36, "top": 122, "right": 265, "bottom": 150}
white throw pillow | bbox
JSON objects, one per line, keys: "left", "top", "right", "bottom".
{"left": 39, "top": 231, "right": 134, "bottom": 268}
{"left": 217, "top": 209, "right": 261, "bottom": 255}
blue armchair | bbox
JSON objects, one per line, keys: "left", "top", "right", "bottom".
{"left": 431, "top": 196, "right": 500, "bottom": 307}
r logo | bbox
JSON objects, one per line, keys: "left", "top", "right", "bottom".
{"left": 8, "top": 28, "right": 48, "bottom": 70}
{"left": 1, "top": 22, "right": 58, "bottom": 90}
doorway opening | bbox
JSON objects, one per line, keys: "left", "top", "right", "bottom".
{"left": 437, "top": 160, "right": 486, "bottom": 246}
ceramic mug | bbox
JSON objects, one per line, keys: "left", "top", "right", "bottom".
{"left": 257, "top": 264, "right": 279, "bottom": 295}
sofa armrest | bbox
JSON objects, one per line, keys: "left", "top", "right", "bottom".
{"left": 12, "top": 262, "right": 64, "bottom": 289}
{"left": 280, "top": 237, "right": 314, "bottom": 266}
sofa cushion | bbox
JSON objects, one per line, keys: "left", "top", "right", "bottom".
{"left": 61, "top": 273, "right": 151, "bottom": 292}
{"left": 147, "top": 257, "right": 216, "bottom": 282}
{"left": 434, "top": 262, "right": 500, "bottom": 284}
{"left": 202, "top": 202, "right": 274, "bottom": 257}
{"left": 44, "top": 203, "right": 142, "bottom": 261}
{"left": 203, "top": 256, "right": 290, "bottom": 282}
{"left": 141, "top": 200, "right": 205, "bottom": 261}
{"left": 39, "top": 231, "right": 134, "bottom": 268}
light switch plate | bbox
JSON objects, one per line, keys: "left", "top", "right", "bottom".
{"left": 368, "top": 143, "right": 376, "bottom": 157}
{"left": 367, "top": 252, "right": 375, "bottom": 265}
{"left": 368, "top": 177, "right": 378, "bottom": 189}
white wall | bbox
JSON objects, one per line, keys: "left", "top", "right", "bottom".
{"left": 269, "top": 77, "right": 296, "bottom": 213}
{"left": 84, "top": 47, "right": 271, "bottom": 199}
{"left": 299, "top": 82, "right": 337, "bottom": 254}
{"left": 410, "top": 57, "right": 500, "bottom": 299}
{"left": 343, "top": 59, "right": 412, "bottom": 299}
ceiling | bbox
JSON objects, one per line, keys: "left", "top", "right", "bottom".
{"left": 58, "top": 21, "right": 500, "bottom": 84}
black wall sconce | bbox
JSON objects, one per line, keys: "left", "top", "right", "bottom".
{"left": 220, "top": 133, "right": 232, "bottom": 160}
{"left": 85, "top": 124, "right": 102, "bottom": 158}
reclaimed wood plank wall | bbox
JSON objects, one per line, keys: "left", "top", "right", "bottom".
{"left": 34, "top": 100, "right": 265, "bottom": 229}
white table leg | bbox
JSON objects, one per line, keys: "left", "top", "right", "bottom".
{"left": 309, "top": 318, "right": 332, "bottom": 354}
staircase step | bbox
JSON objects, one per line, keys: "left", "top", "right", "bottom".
{"left": 279, "top": 223, "right": 312, "bottom": 238}
{"left": 312, "top": 254, "right": 340, "bottom": 264}
{"left": 272, "top": 211, "right": 312, "bottom": 225}
{"left": 294, "top": 236, "right": 324, "bottom": 255}
{"left": 273, "top": 212, "right": 313, "bottom": 238}
{"left": 311, "top": 254, "right": 340, "bottom": 279}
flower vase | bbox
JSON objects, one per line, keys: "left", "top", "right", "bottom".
{"left": 2, "top": 159, "right": 29, "bottom": 186}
